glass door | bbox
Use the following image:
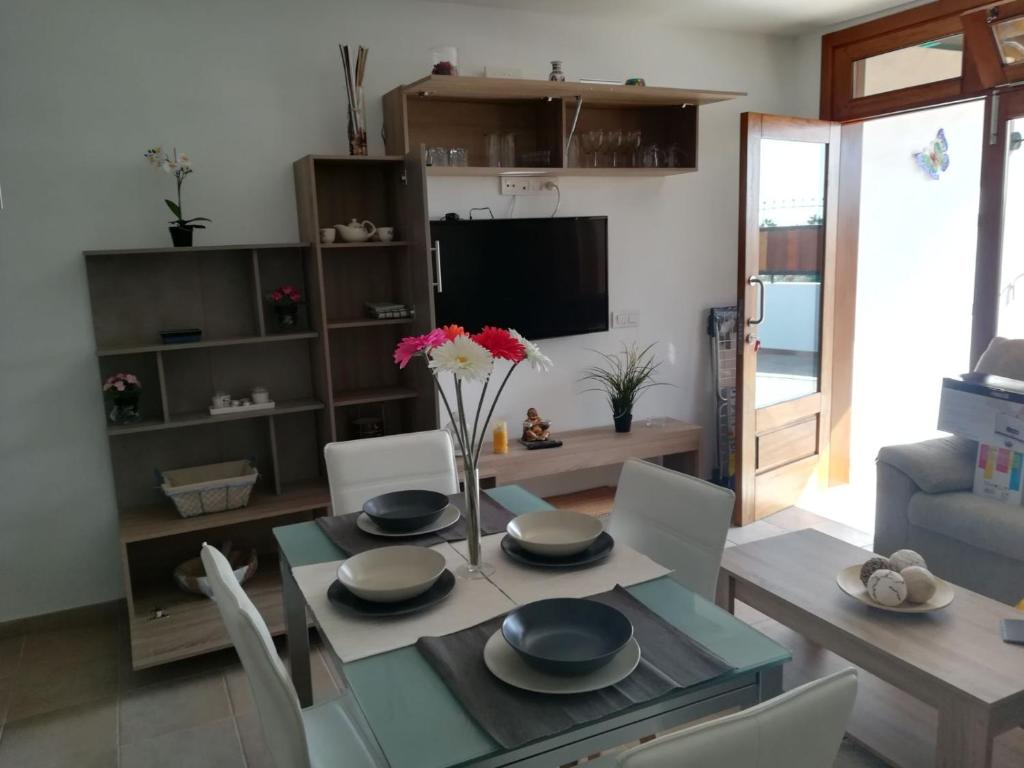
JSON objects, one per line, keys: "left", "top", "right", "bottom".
{"left": 996, "top": 96, "right": 1024, "bottom": 338}
{"left": 736, "top": 114, "right": 840, "bottom": 525}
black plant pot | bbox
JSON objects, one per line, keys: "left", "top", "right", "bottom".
{"left": 169, "top": 225, "right": 194, "bottom": 247}
{"left": 613, "top": 411, "right": 633, "bottom": 433}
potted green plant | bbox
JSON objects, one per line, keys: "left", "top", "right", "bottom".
{"left": 145, "top": 147, "right": 211, "bottom": 247}
{"left": 580, "top": 342, "right": 666, "bottom": 433}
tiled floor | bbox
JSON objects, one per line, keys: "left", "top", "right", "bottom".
{"left": 0, "top": 506, "right": 887, "bottom": 768}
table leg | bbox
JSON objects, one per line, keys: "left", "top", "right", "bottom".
{"left": 935, "top": 702, "right": 993, "bottom": 768}
{"left": 757, "top": 664, "right": 783, "bottom": 703}
{"left": 715, "top": 572, "right": 736, "bottom": 613}
{"left": 279, "top": 552, "right": 313, "bottom": 708}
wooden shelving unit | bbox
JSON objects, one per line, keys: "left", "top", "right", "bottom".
{"left": 293, "top": 154, "right": 438, "bottom": 444}
{"left": 383, "top": 75, "right": 743, "bottom": 176}
{"left": 85, "top": 243, "right": 331, "bottom": 670}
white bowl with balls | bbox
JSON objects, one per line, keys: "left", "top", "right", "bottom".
{"left": 836, "top": 549, "right": 955, "bottom": 613}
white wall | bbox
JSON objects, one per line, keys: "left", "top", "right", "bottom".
{"left": 0, "top": 0, "right": 803, "bottom": 622}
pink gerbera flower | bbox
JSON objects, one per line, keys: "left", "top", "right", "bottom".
{"left": 393, "top": 329, "right": 447, "bottom": 368}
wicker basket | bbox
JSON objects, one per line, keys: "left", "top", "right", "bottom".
{"left": 160, "top": 460, "right": 258, "bottom": 518}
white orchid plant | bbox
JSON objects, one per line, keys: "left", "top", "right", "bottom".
{"left": 144, "top": 146, "right": 211, "bottom": 230}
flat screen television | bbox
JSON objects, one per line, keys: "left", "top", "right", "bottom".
{"left": 430, "top": 216, "right": 609, "bottom": 340}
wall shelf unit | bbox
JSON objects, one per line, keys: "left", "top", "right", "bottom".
{"left": 293, "top": 154, "right": 438, "bottom": 444}
{"left": 85, "top": 242, "right": 330, "bottom": 670}
{"left": 383, "top": 75, "right": 743, "bottom": 176}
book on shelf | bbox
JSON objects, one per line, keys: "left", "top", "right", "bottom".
{"left": 365, "top": 301, "right": 415, "bottom": 320}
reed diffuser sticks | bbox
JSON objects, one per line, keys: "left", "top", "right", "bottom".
{"left": 339, "top": 44, "right": 368, "bottom": 155}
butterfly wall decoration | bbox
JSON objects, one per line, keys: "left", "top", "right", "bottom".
{"left": 914, "top": 129, "right": 949, "bottom": 180}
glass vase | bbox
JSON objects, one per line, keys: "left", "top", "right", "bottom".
{"left": 109, "top": 392, "right": 141, "bottom": 425}
{"left": 458, "top": 466, "right": 495, "bottom": 579}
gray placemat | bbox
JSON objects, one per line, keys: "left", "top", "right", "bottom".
{"left": 416, "top": 585, "right": 735, "bottom": 749}
{"left": 316, "top": 492, "right": 515, "bottom": 556}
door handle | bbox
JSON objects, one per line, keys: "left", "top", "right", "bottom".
{"left": 431, "top": 240, "right": 443, "bottom": 294}
{"left": 747, "top": 276, "right": 765, "bottom": 326}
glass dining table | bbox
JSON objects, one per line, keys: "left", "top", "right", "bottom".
{"left": 273, "top": 484, "right": 791, "bottom": 768}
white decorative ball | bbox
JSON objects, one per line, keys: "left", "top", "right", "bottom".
{"left": 889, "top": 549, "right": 927, "bottom": 573}
{"left": 901, "top": 565, "right": 938, "bottom": 604}
{"left": 867, "top": 569, "right": 907, "bottom": 607}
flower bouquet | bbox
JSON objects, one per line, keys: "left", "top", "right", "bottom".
{"left": 103, "top": 372, "right": 142, "bottom": 424}
{"left": 144, "top": 147, "right": 211, "bottom": 247}
{"left": 394, "top": 325, "right": 551, "bottom": 577}
{"left": 267, "top": 284, "right": 303, "bottom": 328}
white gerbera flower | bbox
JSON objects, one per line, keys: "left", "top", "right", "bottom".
{"left": 428, "top": 336, "right": 493, "bottom": 382}
{"left": 510, "top": 329, "right": 552, "bottom": 372}
{"left": 177, "top": 152, "right": 191, "bottom": 169}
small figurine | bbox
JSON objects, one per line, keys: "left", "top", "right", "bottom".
{"left": 521, "top": 407, "right": 551, "bottom": 442}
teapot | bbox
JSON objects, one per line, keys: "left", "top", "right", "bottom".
{"left": 335, "top": 219, "right": 376, "bottom": 243}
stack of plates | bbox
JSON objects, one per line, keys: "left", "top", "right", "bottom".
{"left": 356, "top": 489, "right": 461, "bottom": 537}
{"left": 502, "top": 509, "right": 614, "bottom": 567}
{"left": 485, "top": 598, "right": 640, "bottom": 693}
{"left": 328, "top": 545, "right": 455, "bottom": 617}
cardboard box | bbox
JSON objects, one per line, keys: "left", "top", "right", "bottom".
{"left": 938, "top": 374, "right": 1024, "bottom": 447}
{"left": 974, "top": 442, "right": 1024, "bottom": 504}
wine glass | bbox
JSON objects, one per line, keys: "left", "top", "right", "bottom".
{"left": 626, "top": 130, "right": 642, "bottom": 167}
{"left": 581, "top": 130, "right": 604, "bottom": 168}
{"left": 605, "top": 129, "right": 624, "bottom": 168}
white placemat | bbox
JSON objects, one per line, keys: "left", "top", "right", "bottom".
{"left": 449, "top": 534, "right": 671, "bottom": 605}
{"left": 293, "top": 543, "right": 515, "bottom": 663}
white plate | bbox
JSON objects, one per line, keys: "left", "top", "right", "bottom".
{"left": 337, "top": 546, "right": 446, "bottom": 603}
{"left": 507, "top": 509, "right": 604, "bottom": 557}
{"left": 356, "top": 505, "right": 461, "bottom": 537}
{"left": 483, "top": 630, "right": 641, "bottom": 694}
{"left": 836, "top": 565, "right": 955, "bottom": 613}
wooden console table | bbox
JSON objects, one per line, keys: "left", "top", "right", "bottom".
{"left": 472, "top": 418, "right": 702, "bottom": 486}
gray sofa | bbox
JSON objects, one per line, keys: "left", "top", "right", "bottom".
{"left": 876, "top": 435, "right": 1024, "bottom": 606}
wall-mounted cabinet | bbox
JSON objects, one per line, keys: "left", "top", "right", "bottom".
{"left": 383, "top": 75, "right": 742, "bottom": 177}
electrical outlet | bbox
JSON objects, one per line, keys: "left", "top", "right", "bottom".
{"left": 611, "top": 311, "right": 639, "bottom": 328}
{"left": 499, "top": 177, "right": 552, "bottom": 195}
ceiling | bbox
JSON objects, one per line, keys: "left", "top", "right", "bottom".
{"left": 438, "top": 0, "right": 920, "bottom": 35}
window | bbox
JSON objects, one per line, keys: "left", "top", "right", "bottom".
{"left": 852, "top": 34, "right": 964, "bottom": 98}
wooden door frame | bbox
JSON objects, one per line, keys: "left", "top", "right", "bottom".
{"left": 974, "top": 87, "right": 1024, "bottom": 362}
{"left": 736, "top": 114, "right": 841, "bottom": 525}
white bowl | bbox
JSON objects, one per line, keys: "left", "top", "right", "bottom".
{"left": 337, "top": 546, "right": 446, "bottom": 603}
{"left": 507, "top": 510, "right": 604, "bottom": 557}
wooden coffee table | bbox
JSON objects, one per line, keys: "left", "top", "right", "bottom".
{"left": 719, "top": 529, "right": 1024, "bottom": 768}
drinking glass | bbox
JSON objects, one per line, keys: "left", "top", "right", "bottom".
{"left": 666, "top": 143, "right": 681, "bottom": 168}
{"left": 485, "top": 133, "right": 501, "bottom": 166}
{"left": 581, "top": 130, "right": 604, "bottom": 168}
{"left": 500, "top": 133, "right": 516, "bottom": 168}
{"left": 642, "top": 143, "right": 663, "bottom": 168}
{"left": 426, "top": 146, "right": 448, "bottom": 167}
{"left": 448, "top": 147, "right": 468, "bottom": 167}
{"left": 605, "top": 129, "right": 624, "bottom": 168}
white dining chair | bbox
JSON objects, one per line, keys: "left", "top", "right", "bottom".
{"left": 609, "top": 458, "right": 734, "bottom": 601}
{"left": 605, "top": 668, "right": 858, "bottom": 768}
{"left": 201, "top": 544, "right": 378, "bottom": 768}
{"left": 324, "top": 429, "right": 459, "bottom": 516}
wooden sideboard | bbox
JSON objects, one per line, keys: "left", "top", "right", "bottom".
{"left": 473, "top": 418, "right": 702, "bottom": 486}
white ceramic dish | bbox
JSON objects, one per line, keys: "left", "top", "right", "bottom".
{"left": 337, "top": 546, "right": 446, "bottom": 603}
{"left": 506, "top": 509, "right": 604, "bottom": 557}
{"left": 483, "top": 630, "right": 640, "bottom": 694}
{"left": 355, "top": 505, "right": 461, "bottom": 537}
{"left": 836, "top": 565, "right": 955, "bottom": 613}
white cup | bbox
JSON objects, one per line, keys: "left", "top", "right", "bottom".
{"left": 376, "top": 227, "right": 395, "bottom": 242}
{"left": 212, "top": 392, "right": 230, "bottom": 408}
{"left": 319, "top": 228, "right": 336, "bottom": 243}
{"left": 251, "top": 387, "right": 270, "bottom": 404}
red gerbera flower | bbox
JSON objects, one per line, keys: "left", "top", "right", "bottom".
{"left": 439, "top": 324, "right": 466, "bottom": 340}
{"left": 472, "top": 326, "right": 525, "bottom": 362}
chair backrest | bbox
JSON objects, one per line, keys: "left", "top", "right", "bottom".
{"left": 201, "top": 544, "right": 310, "bottom": 768}
{"left": 324, "top": 430, "right": 459, "bottom": 516}
{"left": 616, "top": 668, "right": 858, "bottom": 768}
{"left": 609, "top": 459, "right": 734, "bottom": 601}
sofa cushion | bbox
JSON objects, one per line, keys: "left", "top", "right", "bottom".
{"left": 975, "top": 336, "right": 1024, "bottom": 380}
{"left": 876, "top": 436, "right": 975, "bottom": 495}
{"left": 907, "top": 491, "right": 1024, "bottom": 563}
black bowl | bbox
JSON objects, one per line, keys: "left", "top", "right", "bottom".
{"left": 501, "top": 598, "right": 633, "bottom": 676}
{"left": 363, "top": 489, "right": 450, "bottom": 532}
